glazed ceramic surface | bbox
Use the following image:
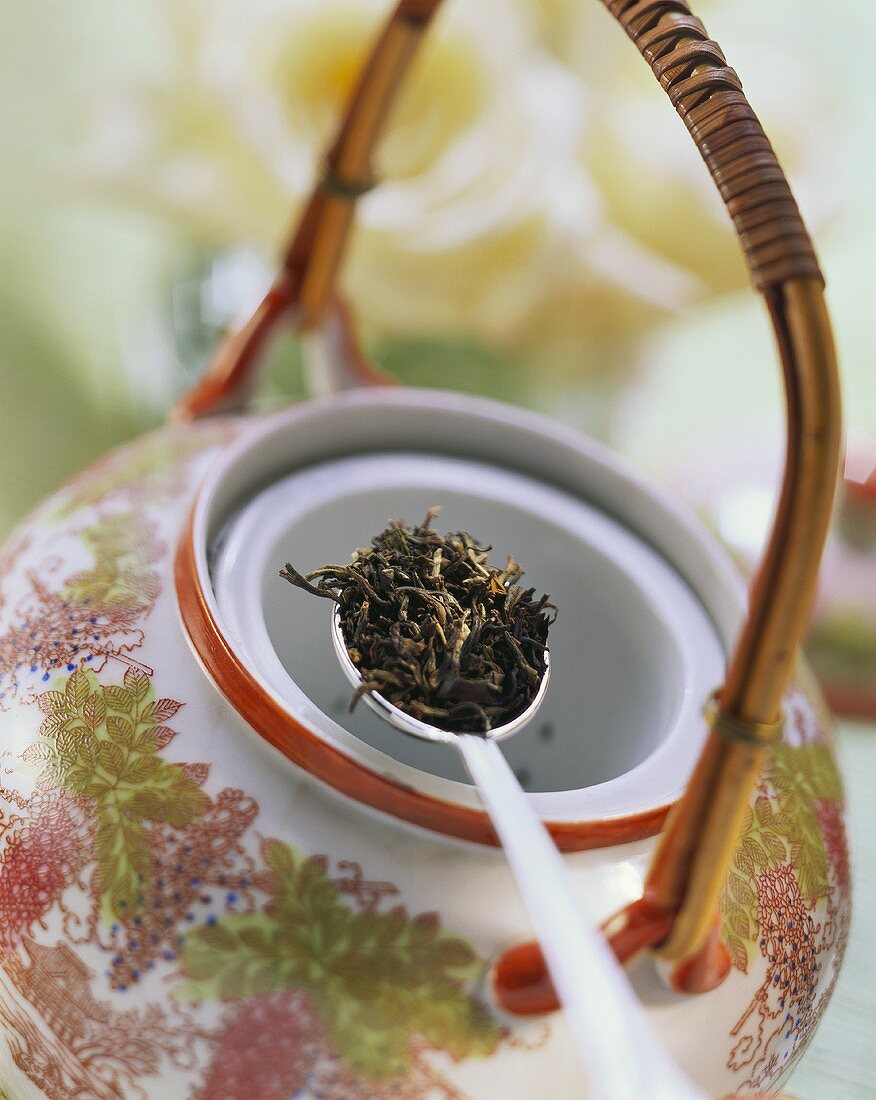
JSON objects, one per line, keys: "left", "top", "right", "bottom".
{"left": 0, "top": 390, "right": 849, "bottom": 1099}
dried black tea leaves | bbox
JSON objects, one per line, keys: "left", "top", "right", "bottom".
{"left": 280, "top": 508, "right": 556, "bottom": 733}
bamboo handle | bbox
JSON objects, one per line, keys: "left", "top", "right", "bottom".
{"left": 283, "top": 0, "right": 441, "bottom": 328}
{"left": 172, "top": 0, "right": 842, "bottom": 965}
{"left": 650, "top": 279, "right": 840, "bottom": 959}
{"left": 172, "top": 0, "right": 439, "bottom": 421}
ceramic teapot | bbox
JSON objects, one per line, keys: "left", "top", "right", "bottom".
{"left": 0, "top": 2, "right": 848, "bottom": 1098}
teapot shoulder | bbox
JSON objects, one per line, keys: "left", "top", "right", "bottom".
{"left": 0, "top": 419, "right": 240, "bottom": 710}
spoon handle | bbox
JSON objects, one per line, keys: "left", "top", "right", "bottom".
{"left": 457, "top": 735, "right": 706, "bottom": 1100}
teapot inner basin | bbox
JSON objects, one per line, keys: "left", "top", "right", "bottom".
{"left": 211, "top": 452, "right": 725, "bottom": 798}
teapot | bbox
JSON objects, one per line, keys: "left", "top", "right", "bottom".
{"left": 0, "top": 2, "right": 848, "bottom": 1097}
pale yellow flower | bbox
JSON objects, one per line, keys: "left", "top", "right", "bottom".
{"left": 78, "top": 0, "right": 702, "bottom": 376}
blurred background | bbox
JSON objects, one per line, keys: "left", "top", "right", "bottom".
{"left": 1, "top": 0, "right": 874, "bottom": 1093}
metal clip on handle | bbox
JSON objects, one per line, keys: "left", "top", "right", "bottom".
{"left": 174, "top": 0, "right": 842, "bottom": 967}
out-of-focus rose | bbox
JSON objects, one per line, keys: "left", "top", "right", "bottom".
{"left": 78, "top": 0, "right": 700, "bottom": 381}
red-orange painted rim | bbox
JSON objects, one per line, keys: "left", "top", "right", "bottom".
{"left": 175, "top": 505, "right": 674, "bottom": 852}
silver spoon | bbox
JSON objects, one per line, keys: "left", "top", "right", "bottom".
{"left": 331, "top": 607, "right": 705, "bottom": 1100}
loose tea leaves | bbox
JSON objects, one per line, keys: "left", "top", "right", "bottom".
{"left": 280, "top": 508, "right": 556, "bottom": 733}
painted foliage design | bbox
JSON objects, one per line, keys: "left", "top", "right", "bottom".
{"left": 0, "top": 426, "right": 505, "bottom": 1100}
{"left": 179, "top": 839, "right": 502, "bottom": 1094}
{"left": 0, "top": 512, "right": 164, "bottom": 707}
{"left": 0, "top": 422, "right": 235, "bottom": 707}
{"left": 721, "top": 686, "right": 850, "bottom": 1089}
{"left": 22, "top": 669, "right": 208, "bottom": 926}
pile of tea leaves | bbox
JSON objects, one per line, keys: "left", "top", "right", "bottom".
{"left": 280, "top": 508, "right": 555, "bottom": 733}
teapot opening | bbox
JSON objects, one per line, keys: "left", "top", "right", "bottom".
{"left": 201, "top": 405, "right": 727, "bottom": 820}
{"left": 179, "top": 389, "right": 742, "bottom": 838}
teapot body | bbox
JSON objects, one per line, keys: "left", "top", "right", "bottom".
{"left": 0, "top": 393, "right": 849, "bottom": 1099}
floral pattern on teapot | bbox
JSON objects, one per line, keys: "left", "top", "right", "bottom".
{"left": 0, "top": 421, "right": 850, "bottom": 1098}
{"left": 4, "top": 660, "right": 505, "bottom": 1097}
{"left": 0, "top": 425, "right": 512, "bottom": 1100}
{"left": 720, "top": 680, "right": 850, "bottom": 1090}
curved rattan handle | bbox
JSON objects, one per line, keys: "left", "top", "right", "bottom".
{"left": 174, "top": 0, "right": 841, "bottom": 964}
{"left": 609, "top": 0, "right": 822, "bottom": 290}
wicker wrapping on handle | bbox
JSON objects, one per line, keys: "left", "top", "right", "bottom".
{"left": 604, "top": 0, "right": 823, "bottom": 290}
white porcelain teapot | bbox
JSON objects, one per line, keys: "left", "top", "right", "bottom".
{"left": 0, "top": 2, "right": 847, "bottom": 1098}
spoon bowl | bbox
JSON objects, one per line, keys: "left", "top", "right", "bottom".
{"left": 330, "top": 603, "right": 552, "bottom": 746}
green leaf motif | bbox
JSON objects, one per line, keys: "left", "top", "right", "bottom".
{"left": 22, "top": 668, "right": 207, "bottom": 920}
{"left": 177, "top": 840, "right": 501, "bottom": 1078}
{"left": 721, "top": 738, "right": 845, "bottom": 972}
{"left": 768, "top": 742, "right": 842, "bottom": 906}
{"left": 62, "top": 511, "right": 163, "bottom": 614}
